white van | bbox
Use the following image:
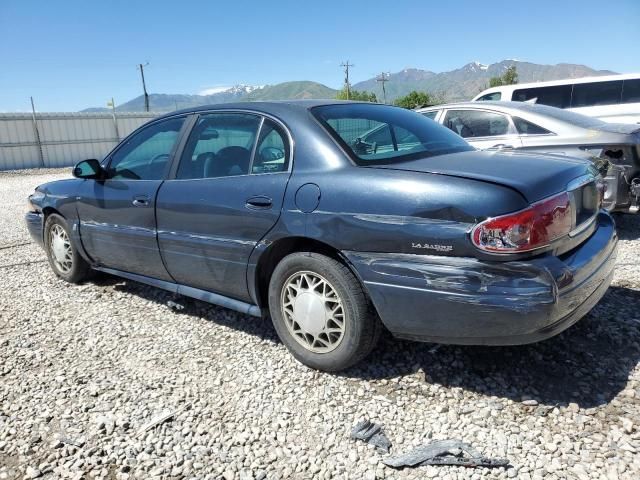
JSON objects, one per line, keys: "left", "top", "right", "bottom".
{"left": 472, "top": 74, "right": 640, "bottom": 124}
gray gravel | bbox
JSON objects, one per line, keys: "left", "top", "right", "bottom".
{"left": 1, "top": 169, "right": 639, "bottom": 480}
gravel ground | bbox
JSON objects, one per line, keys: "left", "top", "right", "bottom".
{"left": 1, "top": 169, "right": 639, "bottom": 480}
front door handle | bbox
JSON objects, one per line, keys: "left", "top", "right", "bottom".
{"left": 132, "top": 196, "right": 150, "bottom": 207}
{"left": 245, "top": 196, "right": 273, "bottom": 210}
{"left": 491, "top": 144, "right": 514, "bottom": 150}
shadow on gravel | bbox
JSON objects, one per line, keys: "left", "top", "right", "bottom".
{"left": 95, "top": 273, "right": 280, "bottom": 344}
{"left": 93, "top": 273, "right": 639, "bottom": 408}
{"left": 346, "top": 285, "right": 640, "bottom": 409}
{"left": 613, "top": 213, "right": 640, "bottom": 241}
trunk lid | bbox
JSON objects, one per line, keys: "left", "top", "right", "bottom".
{"left": 369, "top": 150, "right": 594, "bottom": 203}
{"left": 594, "top": 123, "right": 640, "bottom": 135}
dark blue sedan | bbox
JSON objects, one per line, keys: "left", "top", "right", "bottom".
{"left": 26, "top": 101, "right": 617, "bottom": 371}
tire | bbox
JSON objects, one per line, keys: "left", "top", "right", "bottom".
{"left": 44, "top": 213, "right": 92, "bottom": 283}
{"left": 268, "top": 252, "right": 381, "bottom": 371}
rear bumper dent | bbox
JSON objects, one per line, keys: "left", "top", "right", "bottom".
{"left": 344, "top": 211, "right": 617, "bottom": 345}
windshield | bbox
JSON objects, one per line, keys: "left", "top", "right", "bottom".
{"left": 311, "top": 103, "right": 473, "bottom": 166}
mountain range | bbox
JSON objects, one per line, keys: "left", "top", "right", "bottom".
{"left": 82, "top": 60, "right": 615, "bottom": 112}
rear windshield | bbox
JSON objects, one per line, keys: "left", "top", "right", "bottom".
{"left": 311, "top": 103, "right": 473, "bottom": 166}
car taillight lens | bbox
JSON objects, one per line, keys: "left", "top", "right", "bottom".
{"left": 472, "top": 192, "right": 572, "bottom": 253}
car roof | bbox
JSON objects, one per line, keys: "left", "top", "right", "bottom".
{"left": 481, "top": 73, "right": 640, "bottom": 91}
{"left": 416, "top": 101, "right": 640, "bottom": 135}
{"left": 418, "top": 101, "right": 536, "bottom": 112}
{"left": 154, "top": 99, "right": 376, "bottom": 121}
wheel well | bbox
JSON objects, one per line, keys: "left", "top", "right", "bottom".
{"left": 40, "top": 207, "right": 62, "bottom": 241}
{"left": 42, "top": 206, "right": 61, "bottom": 220}
{"left": 254, "top": 237, "right": 354, "bottom": 310}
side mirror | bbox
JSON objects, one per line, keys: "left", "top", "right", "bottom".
{"left": 73, "top": 159, "right": 103, "bottom": 179}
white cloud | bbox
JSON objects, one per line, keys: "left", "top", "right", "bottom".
{"left": 198, "top": 85, "right": 232, "bottom": 95}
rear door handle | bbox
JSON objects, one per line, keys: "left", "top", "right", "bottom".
{"left": 245, "top": 196, "right": 273, "bottom": 210}
{"left": 132, "top": 196, "right": 150, "bottom": 207}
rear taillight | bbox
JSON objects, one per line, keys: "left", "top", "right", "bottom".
{"left": 472, "top": 192, "right": 572, "bottom": 253}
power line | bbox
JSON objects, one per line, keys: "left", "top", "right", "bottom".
{"left": 340, "top": 61, "right": 354, "bottom": 99}
{"left": 376, "top": 72, "right": 390, "bottom": 104}
{"left": 138, "top": 62, "right": 150, "bottom": 112}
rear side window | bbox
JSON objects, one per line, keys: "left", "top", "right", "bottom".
{"left": 512, "top": 117, "right": 552, "bottom": 135}
{"left": 571, "top": 80, "right": 622, "bottom": 107}
{"left": 513, "top": 85, "right": 572, "bottom": 108}
{"left": 177, "top": 113, "right": 261, "bottom": 179}
{"left": 421, "top": 111, "right": 439, "bottom": 120}
{"left": 443, "top": 110, "right": 510, "bottom": 138}
{"left": 312, "top": 103, "right": 472, "bottom": 166}
{"left": 622, "top": 79, "right": 640, "bottom": 104}
{"left": 477, "top": 92, "right": 502, "bottom": 101}
{"left": 252, "top": 119, "right": 290, "bottom": 174}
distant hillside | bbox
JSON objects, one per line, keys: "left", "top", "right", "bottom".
{"left": 354, "top": 60, "right": 616, "bottom": 102}
{"left": 81, "top": 60, "right": 617, "bottom": 111}
{"left": 244, "top": 81, "right": 337, "bottom": 101}
{"left": 108, "top": 85, "right": 258, "bottom": 112}
{"left": 83, "top": 82, "right": 336, "bottom": 112}
{"left": 352, "top": 68, "right": 436, "bottom": 101}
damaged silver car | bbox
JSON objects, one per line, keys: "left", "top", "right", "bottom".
{"left": 417, "top": 102, "right": 640, "bottom": 213}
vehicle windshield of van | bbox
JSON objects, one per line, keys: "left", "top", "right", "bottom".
{"left": 312, "top": 103, "right": 473, "bottom": 165}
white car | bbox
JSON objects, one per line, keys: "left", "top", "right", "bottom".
{"left": 415, "top": 101, "right": 640, "bottom": 213}
{"left": 472, "top": 74, "right": 640, "bottom": 124}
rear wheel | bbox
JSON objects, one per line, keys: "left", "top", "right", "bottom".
{"left": 268, "top": 252, "right": 381, "bottom": 371}
{"left": 44, "top": 213, "right": 92, "bottom": 283}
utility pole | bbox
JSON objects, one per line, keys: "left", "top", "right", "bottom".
{"left": 138, "top": 62, "right": 150, "bottom": 112}
{"left": 30, "top": 97, "right": 45, "bottom": 167}
{"left": 107, "top": 98, "right": 120, "bottom": 140}
{"left": 340, "top": 61, "right": 354, "bottom": 99}
{"left": 376, "top": 72, "right": 390, "bottom": 104}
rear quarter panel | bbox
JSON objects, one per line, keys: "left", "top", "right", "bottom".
{"left": 276, "top": 166, "right": 529, "bottom": 258}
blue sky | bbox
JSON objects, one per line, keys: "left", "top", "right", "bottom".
{"left": 1, "top": 0, "right": 638, "bottom": 111}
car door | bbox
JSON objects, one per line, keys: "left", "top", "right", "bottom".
{"left": 441, "top": 109, "right": 522, "bottom": 150}
{"left": 156, "top": 112, "right": 292, "bottom": 302}
{"left": 76, "top": 116, "right": 187, "bottom": 280}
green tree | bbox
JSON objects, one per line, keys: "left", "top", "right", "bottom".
{"left": 393, "top": 91, "right": 436, "bottom": 109}
{"left": 489, "top": 65, "right": 518, "bottom": 87}
{"left": 335, "top": 87, "right": 377, "bottom": 102}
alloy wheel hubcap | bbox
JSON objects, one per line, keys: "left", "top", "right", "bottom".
{"left": 49, "top": 224, "right": 73, "bottom": 273}
{"left": 281, "top": 271, "right": 345, "bottom": 353}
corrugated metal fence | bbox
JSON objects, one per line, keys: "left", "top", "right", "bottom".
{"left": 0, "top": 112, "right": 159, "bottom": 170}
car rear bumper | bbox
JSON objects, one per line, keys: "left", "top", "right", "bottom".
{"left": 344, "top": 211, "right": 618, "bottom": 345}
{"left": 25, "top": 211, "right": 44, "bottom": 247}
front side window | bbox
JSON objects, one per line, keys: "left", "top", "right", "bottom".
{"left": 512, "top": 117, "right": 552, "bottom": 135}
{"left": 108, "top": 117, "right": 185, "bottom": 180}
{"left": 477, "top": 92, "right": 502, "bottom": 101}
{"left": 571, "top": 80, "right": 622, "bottom": 107}
{"left": 513, "top": 85, "right": 572, "bottom": 108}
{"left": 312, "top": 104, "right": 472, "bottom": 166}
{"left": 176, "top": 113, "right": 261, "bottom": 179}
{"left": 443, "top": 110, "right": 510, "bottom": 138}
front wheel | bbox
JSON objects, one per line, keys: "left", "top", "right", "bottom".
{"left": 268, "top": 252, "right": 381, "bottom": 371}
{"left": 44, "top": 213, "right": 92, "bottom": 283}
